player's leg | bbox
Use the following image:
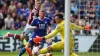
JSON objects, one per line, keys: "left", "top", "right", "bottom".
{"left": 25, "top": 43, "right": 33, "bottom": 56}
{"left": 3, "top": 27, "right": 33, "bottom": 40}
{"left": 18, "top": 39, "right": 33, "bottom": 56}
{"left": 38, "top": 41, "right": 63, "bottom": 56}
{"left": 18, "top": 47, "right": 26, "bottom": 56}
{"left": 70, "top": 39, "right": 78, "bottom": 56}
{"left": 16, "top": 23, "right": 32, "bottom": 40}
{"left": 44, "top": 39, "right": 52, "bottom": 53}
{"left": 18, "top": 43, "right": 32, "bottom": 56}
{"left": 19, "top": 27, "right": 34, "bottom": 40}
{"left": 40, "top": 41, "right": 64, "bottom": 54}
{"left": 3, "top": 32, "right": 21, "bottom": 40}
{"left": 23, "top": 34, "right": 36, "bottom": 56}
{"left": 18, "top": 33, "right": 34, "bottom": 56}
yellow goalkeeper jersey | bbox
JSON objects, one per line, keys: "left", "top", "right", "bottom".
{"left": 45, "top": 20, "right": 83, "bottom": 42}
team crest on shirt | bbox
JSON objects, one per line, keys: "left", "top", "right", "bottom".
{"left": 57, "top": 26, "right": 61, "bottom": 30}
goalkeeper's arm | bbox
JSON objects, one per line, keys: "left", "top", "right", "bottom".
{"left": 33, "top": 25, "right": 61, "bottom": 43}
{"left": 71, "top": 22, "right": 84, "bottom": 30}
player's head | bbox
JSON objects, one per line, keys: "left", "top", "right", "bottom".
{"left": 54, "top": 14, "right": 63, "bottom": 24}
{"left": 39, "top": 9, "right": 46, "bottom": 20}
{"left": 35, "top": 0, "right": 41, "bottom": 9}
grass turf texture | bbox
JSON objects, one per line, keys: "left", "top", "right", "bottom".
{"left": 0, "top": 51, "right": 100, "bottom": 56}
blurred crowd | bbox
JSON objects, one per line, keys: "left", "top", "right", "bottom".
{"left": 71, "top": 0, "right": 100, "bottom": 29}
{"left": 71, "top": 0, "right": 100, "bottom": 35}
{"left": 0, "top": 0, "right": 99, "bottom": 35}
{"left": 0, "top": 0, "right": 64, "bottom": 30}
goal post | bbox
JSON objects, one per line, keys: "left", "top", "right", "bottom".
{"left": 64, "top": 0, "right": 71, "bottom": 56}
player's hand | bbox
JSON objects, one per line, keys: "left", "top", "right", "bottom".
{"left": 46, "top": 39, "right": 52, "bottom": 44}
{"left": 33, "top": 36, "right": 44, "bottom": 43}
{"left": 29, "top": 26, "right": 37, "bottom": 30}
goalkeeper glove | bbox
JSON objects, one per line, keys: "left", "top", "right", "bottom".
{"left": 33, "top": 36, "right": 45, "bottom": 43}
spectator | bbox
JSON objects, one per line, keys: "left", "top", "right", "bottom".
{"left": 19, "top": 14, "right": 26, "bottom": 22}
{"left": 77, "top": 0, "right": 86, "bottom": 19}
{"left": 52, "top": 0, "right": 60, "bottom": 10}
{"left": 2, "top": 3, "right": 8, "bottom": 18}
{"left": 0, "top": 0, "right": 3, "bottom": 9}
{"left": 7, "top": 8, "right": 12, "bottom": 14}
{"left": 0, "top": 0, "right": 99, "bottom": 35}
{"left": 12, "top": 12, "right": 17, "bottom": 21}
{"left": 14, "top": 18, "right": 21, "bottom": 30}
{"left": 50, "top": 2, "right": 56, "bottom": 15}
{"left": 95, "top": 1, "right": 100, "bottom": 19}
{"left": 9, "top": 1, "right": 16, "bottom": 13}
{"left": 17, "top": 2, "right": 23, "bottom": 17}
{"left": 20, "top": 4, "right": 30, "bottom": 20}
{"left": 51, "top": 9, "right": 60, "bottom": 20}
{"left": 71, "top": 1, "right": 78, "bottom": 17}
{"left": 0, "top": 10, "right": 3, "bottom": 19}
{"left": 5, "top": 0, "right": 10, "bottom": 7}
{"left": 20, "top": 0, "right": 27, "bottom": 5}
{"left": 76, "top": 0, "right": 86, "bottom": 9}
{"left": 58, "top": 0, "right": 64, "bottom": 12}
{"left": 87, "top": 7, "right": 96, "bottom": 20}
{"left": 28, "top": 0, "right": 35, "bottom": 10}
{"left": 41, "top": 0, "right": 52, "bottom": 11}
{"left": 20, "top": 21, "right": 27, "bottom": 30}
{"left": 0, "top": 10, "right": 4, "bottom": 29}
{"left": 46, "top": 7, "right": 52, "bottom": 20}
{"left": 50, "top": 19, "right": 56, "bottom": 30}
{"left": 4, "top": 14, "right": 14, "bottom": 30}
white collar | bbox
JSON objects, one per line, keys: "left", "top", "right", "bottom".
{"left": 38, "top": 17, "right": 46, "bottom": 21}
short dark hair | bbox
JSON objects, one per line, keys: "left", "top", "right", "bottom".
{"left": 55, "top": 14, "right": 63, "bottom": 19}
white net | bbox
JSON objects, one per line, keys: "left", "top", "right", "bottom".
{"left": 71, "top": 0, "right": 100, "bottom": 56}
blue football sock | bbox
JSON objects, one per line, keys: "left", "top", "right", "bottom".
{"left": 18, "top": 47, "right": 26, "bottom": 56}
{"left": 47, "top": 43, "right": 52, "bottom": 46}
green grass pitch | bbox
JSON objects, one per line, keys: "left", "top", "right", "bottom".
{"left": 0, "top": 51, "right": 63, "bottom": 56}
{"left": 0, "top": 51, "right": 100, "bottom": 56}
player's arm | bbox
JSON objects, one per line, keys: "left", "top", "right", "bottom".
{"left": 29, "top": 19, "right": 37, "bottom": 29}
{"left": 33, "top": 25, "right": 61, "bottom": 43}
{"left": 45, "top": 25, "right": 61, "bottom": 39}
{"left": 28, "top": 9, "right": 34, "bottom": 25}
{"left": 71, "top": 22, "right": 83, "bottom": 30}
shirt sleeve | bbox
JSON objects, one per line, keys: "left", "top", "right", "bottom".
{"left": 45, "top": 25, "right": 61, "bottom": 39}
{"left": 71, "top": 23, "right": 83, "bottom": 30}
{"left": 31, "top": 19, "right": 36, "bottom": 26}
{"left": 28, "top": 10, "right": 34, "bottom": 24}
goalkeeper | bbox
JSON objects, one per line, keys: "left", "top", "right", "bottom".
{"left": 33, "top": 14, "right": 83, "bottom": 56}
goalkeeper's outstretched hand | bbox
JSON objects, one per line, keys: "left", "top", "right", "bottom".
{"left": 33, "top": 36, "right": 45, "bottom": 43}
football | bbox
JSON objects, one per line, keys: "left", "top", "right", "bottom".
{"left": 32, "top": 46, "right": 40, "bottom": 54}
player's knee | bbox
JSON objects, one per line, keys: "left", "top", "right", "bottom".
{"left": 25, "top": 43, "right": 32, "bottom": 48}
{"left": 20, "top": 34, "right": 25, "bottom": 40}
{"left": 47, "top": 46, "right": 52, "bottom": 51}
